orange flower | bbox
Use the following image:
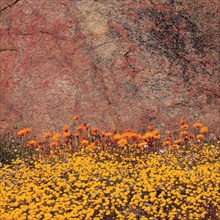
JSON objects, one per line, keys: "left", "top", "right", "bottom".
{"left": 138, "top": 141, "right": 147, "bottom": 148}
{"left": 43, "top": 132, "right": 52, "bottom": 138}
{"left": 122, "top": 131, "right": 133, "bottom": 139}
{"left": 117, "top": 138, "right": 128, "bottom": 147}
{"left": 112, "top": 133, "right": 122, "bottom": 141}
{"left": 153, "top": 133, "right": 161, "bottom": 140}
{"left": 200, "top": 127, "right": 208, "bottom": 134}
{"left": 73, "top": 133, "right": 79, "bottom": 138}
{"left": 174, "top": 139, "right": 184, "bottom": 144}
{"left": 72, "top": 115, "right": 79, "bottom": 121}
{"left": 170, "top": 144, "right": 180, "bottom": 149}
{"left": 17, "top": 129, "right": 26, "bottom": 137}
{"left": 87, "top": 143, "right": 96, "bottom": 151}
{"left": 50, "top": 141, "right": 59, "bottom": 147}
{"left": 38, "top": 141, "right": 45, "bottom": 147}
{"left": 24, "top": 128, "right": 32, "bottom": 134}
{"left": 147, "top": 126, "right": 154, "bottom": 131}
{"left": 196, "top": 134, "right": 204, "bottom": 140}
{"left": 143, "top": 132, "right": 154, "bottom": 140}
{"left": 153, "top": 130, "right": 160, "bottom": 139}
{"left": 91, "top": 127, "right": 99, "bottom": 133}
{"left": 181, "top": 124, "right": 189, "bottom": 130}
{"left": 52, "top": 133, "right": 61, "bottom": 141}
{"left": 189, "top": 134, "right": 195, "bottom": 139}
{"left": 183, "top": 135, "right": 189, "bottom": 140}
{"left": 193, "top": 123, "right": 203, "bottom": 128}
{"left": 62, "top": 125, "right": 70, "bottom": 132}
{"left": 179, "top": 119, "right": 186, "bottom": 125}
{"left": 153, "top": 130, "right": 160, "bottom": 135}
{"left": 27, "top": 140, "right": 37, "bottom": 147}
{"left": 162, "top": 140, "right": 171, "bottom": 146}
{"left": 167, "top": 132, "right": 172, "bottom": 137}
{"left": 76, "top": 124, "right": 88, "bottom": 132}
{"left": 180, "top": 131, "right": 188, "bottom": 136}
{"left": 81, "top": 139, "right": 89, "bottom": 146}
{"left": 104, "top": 132, "right": 113, "bottom": 137}
{"left": 63, "top": 131, "right": 71, "bottom": 138}
{"left": 134, "top": 133, "right": 142, "bottom": 140}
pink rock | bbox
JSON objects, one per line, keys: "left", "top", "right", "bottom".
{"left": 0, "top": 0, "right": 219, "bottom": 137}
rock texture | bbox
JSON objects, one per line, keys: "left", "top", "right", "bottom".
{"left": 0, "top": 0, "right": 219, "bottom": 136}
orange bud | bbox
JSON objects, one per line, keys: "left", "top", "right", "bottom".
{"left": 147, "top": 126, "right": 154, "bottom": 131}
{"left": 73, "top": 115, "right": 79, "bottom": 120}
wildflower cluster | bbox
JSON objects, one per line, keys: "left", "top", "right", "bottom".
{"left": 10, "top": 117, "right": 214, "bottom": 163}
{"left": 0, "top": 117, "right": 219, "bottom": 219}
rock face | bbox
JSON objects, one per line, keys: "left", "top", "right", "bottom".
{"left": 0, "top": 0, "right": 219, "bottom": 136}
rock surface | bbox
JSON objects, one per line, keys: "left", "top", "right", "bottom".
{"left": 0, "top": 0, "right": 219, "bottom": 136}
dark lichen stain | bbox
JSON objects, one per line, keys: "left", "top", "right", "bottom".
{"left": 117, "top": 4, "right": 208, "bottom": 83}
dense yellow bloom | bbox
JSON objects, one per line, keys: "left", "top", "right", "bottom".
{"left": 1, "top": 118, "right": 219, "bottom": 220}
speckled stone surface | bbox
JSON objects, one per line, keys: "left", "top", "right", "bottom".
{"left": 0, "top": 0, "right": 219, "bottom": 136}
